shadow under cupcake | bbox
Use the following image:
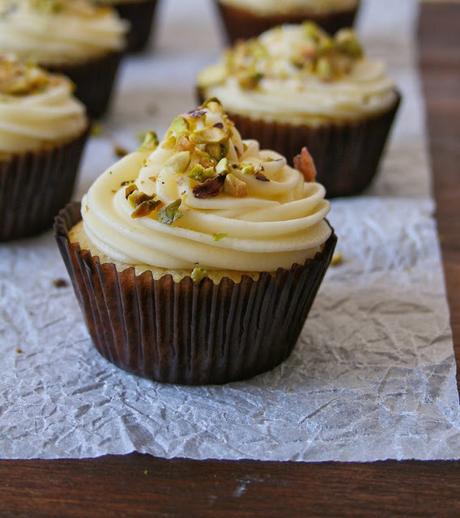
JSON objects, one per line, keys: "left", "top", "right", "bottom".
{"left": 55, "top": 99, "right": 336, "bottom": 385}
{"left": 0, "top": 56, "right": 89, "bottom": 241}
{"left": 197, "top": 22, "right": 401, "bottom": 198}
{"left": 0, "top": 0, "right": 128, "bottom": 118}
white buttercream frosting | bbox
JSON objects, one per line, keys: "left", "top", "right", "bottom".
{"left": 0, "top": 55, "right": 87, "bottom": 153}
{"left": 219, "top": 0, "right": 358, "bottom": 16}
{"left": 0, "top": 0, "right": 127, "bottom": 65}
{"left": 81, "top": 100, "right": 331, "bottom": 273}
{"left": 199, "top": 24, "right": 397, "bottom": 124}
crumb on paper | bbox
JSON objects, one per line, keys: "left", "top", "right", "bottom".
{"left": 15, "top": 347, "right": 23, "bottom": 354}
{"left": 143, "top": 469, "right": 149, "bottom": 476}
{"left": 53, "top": 278, "right": 69, "bottom": 288}
{"left": 331, "top": 252, "right": 344, "bottom": 267}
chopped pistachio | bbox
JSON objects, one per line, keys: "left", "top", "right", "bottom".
{"left": 124, "top": 184, "right": 137, "bottom": 198}
{"left": 240, "top": 163, "right": 256, "bottom": 176}
{"left": 255, "top": 172, "right": 270, "bottom": 182}
{"left": 191, "top": 266, "right": 208, "bottom": 283}
{"left": 138, "top": 131, "right": 159, "bottom": 151}
{"left": 193, "top": 175, "right": 226, "bottom": 199}
{"left": 215, "top": 157, "right": 229, "bottom": 175}
{"left": 207, "top": 142, "right": 227, "bottom": 161}
{"left": 191, "top": 126, "right": 228, "bottom": 144}
{"left": 316, "top": 57, "right": 333, "bottom": 81}
{"left": 169, "top": 116, "right": 189, "bottom": 137}
{"left": 128, "top": 190, "right": 151, "bottom": 208}
{"left": 158, "top": 199, "right": 183, "bottom": 225}
{"left": 224, "top": 173, "right": 248, "bottom": 198}
{"left": 188, "top": 164, "right": 215, "bottom": 183}
{"left": 237, "top": 71, "right": 264, "bottom": 90}
{"left": 131, "top": 199, "right": 162, "bottom": 219}
{"left": 212, "top": 233, "right": 228, "bottom": 242}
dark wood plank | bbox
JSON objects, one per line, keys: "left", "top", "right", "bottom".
{"left": 0, "top": 4, "right": 459, "bottom": 517}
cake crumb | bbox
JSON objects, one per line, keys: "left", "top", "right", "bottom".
{"left": 113, "top": 143, "right": 129, "bottom": 158}
{"left": 143, "top": 469, "right": 149, "bottom": 476}
{"left": 53, "top": 278, "right": 69, "bottom": 288}
{"left": 16, "top": 347, "right": 23, "bottom": 354}
{"left": 331, "top": 252, "right": 344, "bottom": 267}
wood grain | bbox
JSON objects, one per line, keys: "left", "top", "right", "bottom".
{"left": 1, "top": 5, "right": 459, "bottom": 517}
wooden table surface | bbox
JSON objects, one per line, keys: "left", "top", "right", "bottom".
{"left": 1, "top": 5, "right": 459, "bottom": 517}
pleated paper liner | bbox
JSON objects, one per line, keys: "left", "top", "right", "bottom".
{"left": 0, "top": 129, "right": 88, "bottom": 242}
{"left": 114, "top": 0, "right": 160, "bottom": 52}
{"left": 214, "top": 0, "right": 360, "bottom": 43}
{"left": 55, "top": 202, "right": 337, "bottom": 386}
{"left": 49, "top": 51, "right": 123, "bottom": 118}
{"left": 198, "top": 89, "right": 401, "bottom": 198}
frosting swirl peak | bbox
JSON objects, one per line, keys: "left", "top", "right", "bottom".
{"left": 82, "top": 100, "right": 332, "bottom": 273}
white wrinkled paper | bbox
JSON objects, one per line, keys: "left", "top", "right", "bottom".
{"left": 1, "top": 0, "right": 459, "bottom": 461}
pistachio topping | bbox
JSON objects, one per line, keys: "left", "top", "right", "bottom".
{"left": 200, "top": 22, "right": 365, "bottom": 90}
{"left": 158, "top": 199, "right": 183, "bottom": 225}
{"left": 0, "top": 55, "right": 51, "bottom": 97}
{"left": 191, "top": 266, "right": 208, "bottom": 283}
{"left": 138, "top": 130, "right": 159, "bottom": 151}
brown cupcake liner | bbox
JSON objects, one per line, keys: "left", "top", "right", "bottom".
{"left": 0, "top": 130, "right": 88, "bottom": 242}
{"left": 114, "top": 0, "right": 159, "bottom": 53}
{"left": 198, "top": 88, "right": 401, "bottom": 198}
{"left": 214, "top": 0, "right": 360, "bottom": 43}
{"left": 48, "top": 51, "right": 123, "bottom": 118}
{"left": 55, "top": 202, "right": 337, "bottom": 385}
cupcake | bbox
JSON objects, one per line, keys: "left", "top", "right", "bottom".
{"left": 55, "top": 99, "right": 336, "bottom": 385}
{"left": 96, "top": 0, "right": 160, "bottom": 52}
{"left": 198, "top": 23, "right": 401, "bottom": 197}
{"left": 0, "top": 0, "right": 128, "bottom": 117}
{"left": 214, "top": 0, "right": 360, "bottom": 43}
{"left": 0, "top": 55, "right": 88, "bottom": 241}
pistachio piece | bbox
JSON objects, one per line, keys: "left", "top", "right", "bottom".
{"left": 255, "top": 172, "right": 270, "bottom": 182}
{"left": 212, "top": 233, "right": 228, "bottom": 242}
{"left": 293, "top": 147, "right": 317, "bottom": 182}
{"left": 206, "top": 142, "right": 227, "bottom": 161}
{"left": 216, "top": 157, "right": 229, "bottom": 175}
{"left": 131, "top": 199, "right": 162, "bottom": 219}
{"left": 128, "top": 190, "right": 152, "bottom": 208}
{"left": 191, "top": 266, "right": 208, "bottom": 283}
{"left": 237, "top": 71, "right": 263, "bottom": 90}
{"left": 336, "top": 29, "right": 363, "bottom": 58}
{"left": 316, "top": 57, "right": 333, "bottom": 81}
{"left": 124, "top": 184, "right": 137, "bottom": 198}
{"left": 139, "top": 131, "right": 159, "bottom": 151}
{"left": 188, "top": 164, "right": 215, "bottom": 182}
{"left": 191, "top": 126, "right": 228, "bottom": 144}
{"left": 224, "top": 173, "right": 248, "bottom": 197}
{"left": 169, "top": 116, "right": 189, "bottom": 137}
{"left": 158, "top": 199, "right": 183, "bottom": 225}
{"left": 193, "top": 175, "right": 226, "bottom": 199}
{"left": 240, "top": 163, "right": 256, "bottom": 176}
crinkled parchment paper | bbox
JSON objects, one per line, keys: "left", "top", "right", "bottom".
{"left": 1, "top": 0, "right": 459, "bottom": 461}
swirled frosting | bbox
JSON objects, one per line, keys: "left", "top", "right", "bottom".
{"left": 81, "top": 99, "right": 331, "bottom": 274}
{"left": 198, "top": 23, "right": 397, "bottom": 124}
{"left": 0, "top": 55, "right": 87, "bottom": 153}
{"left": 219, "top": 0, "right": 358, "bottom": 16}
{"left": 0, "top": 0, "right": 127, "bottom": 65}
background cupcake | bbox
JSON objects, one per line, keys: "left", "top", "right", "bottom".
{"left": 0, "top": 0, "right": 128, "bottom": 117}
{"left": 198, "top": 23, "right": 401, "bottom": 197}
{"left": 214, "top": 0, "right": 360, "bottom": 43}
{"left": 96, "top": 0, "right": 160, "bottom": 52}
{"left": 56, "top": 99, "right": 336, "bottom": 385}
{"left": 0, "top": 55, "right": 88, "bottom": 241}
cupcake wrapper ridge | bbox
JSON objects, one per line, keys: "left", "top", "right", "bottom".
{"left": 55, "top": 202, "right": 337, "bottom": 386}
{"left": 49, "top": 51, "right": 123, "bottom": 118}
{"left": 115, "top": 0, "right": 159, "bottom": 53}
{"left": 0, "top": 130, "right": 88, "bottom": 242}
{"left": 214, "top": 0, "right": 360, "bottom": 43}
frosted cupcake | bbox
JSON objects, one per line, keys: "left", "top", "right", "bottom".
{"left": 55, "top": 99, "right": 336, "bottom": 385}
{"left": 0, "top": 55, "right": 88, "bottom": 241}
{"left": 96, "top": 0, "right": 160, "bottom": 52}
{"left": 214, "top": 0, "right": 360, "bottom": 43}
{"left": 198, "top": 23, "right": 401, "bottom": 197}
{"left": 0, "top": 0, "right": 128, "bottom": 117}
